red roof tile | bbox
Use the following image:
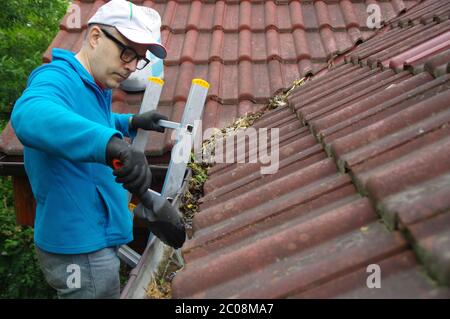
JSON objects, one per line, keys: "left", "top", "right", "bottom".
{"left": 379, "top": 173, "right": 450, "bottom": 227}
{"left": 295, "top": 251, "right": 450, "bottom": 298}
{"left": 175, "top": 221, "right": 411, "bottom": 298}
{"left": 171, "top": 0, "right": 450, "bottom": 298}
{"left": 407, "top": 212, "right": 450, "bottom": 284}
{"left": 388, "top": 31, "right": 450, "bottom": 71}
{"left": 1, "top": 0, "right": 420, "bottom": 158}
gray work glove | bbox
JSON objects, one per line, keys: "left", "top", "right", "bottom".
{"left": 105, "top": 136, "right": 152, "bottom": 197}
{"left": 130, "top": 110, "right": 168, "bottom": 133}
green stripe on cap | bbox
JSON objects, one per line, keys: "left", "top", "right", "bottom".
{"left": 129, "top": 3, "right": 133, "bottom": 20}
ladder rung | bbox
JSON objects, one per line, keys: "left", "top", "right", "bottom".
{"left": 158, "top": 120, "right": 181, "bottom": 130}
{"left": 149, "top": 189, "right": 161, "bottom": 196}
{"left": 118, "top": 245, "right": 141, "bottom": 268}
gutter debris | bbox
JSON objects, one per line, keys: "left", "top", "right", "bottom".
{"left": 268, "top": 77, "right": 307, "bottom": 110}
{"left": 179, "top": 158, "right": 209, "bottom": 238}
{"left": 199, "top": 77, "right": 309, "bottom": 168}
{"left": 145, "top": 246, "right": 181, "bottom": 299}
{"left": 144, "top": 76, "right": 309, "bottom": 299}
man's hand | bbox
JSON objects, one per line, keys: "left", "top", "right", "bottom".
{"left": 130, "top": 110, "right": 168, "bottom": 133}
{"left": 106, "top": 136, "right": 152, "bottom": 197}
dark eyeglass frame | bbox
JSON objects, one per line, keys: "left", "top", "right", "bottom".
{"left": 100, "top": 28, "right": 150, "bottom": 70}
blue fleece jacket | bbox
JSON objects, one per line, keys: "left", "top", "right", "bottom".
{"left": 11, "top": 48, "right": 137, "bottom": 254}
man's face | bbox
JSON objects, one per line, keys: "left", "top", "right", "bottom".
{"left": 89, "top": 26, "right": 148, "bottom": 89}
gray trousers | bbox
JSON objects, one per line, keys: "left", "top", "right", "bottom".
{"left": 35, "top": 246, "right": 121, "bottom": 299}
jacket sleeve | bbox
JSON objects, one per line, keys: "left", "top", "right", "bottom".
{"left": 11, "top": 67, "right": 121, "bottom": 164}
{"left": 112, "top": 113, "right": 137, "bottom": 139}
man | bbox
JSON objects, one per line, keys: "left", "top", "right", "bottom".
{"left": 11, "top": 0, "right": 168, "bottom": 298}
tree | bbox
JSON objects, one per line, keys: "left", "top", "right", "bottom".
{"left": 0, "top": 0, "right": 69, "bottom": 116}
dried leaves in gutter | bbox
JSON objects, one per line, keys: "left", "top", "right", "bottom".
{"left": 268, "top": 77, "right": 307, "bottom": 110}
{"left": 179, "top": 155, "right": 209, "bottom": 238}
{"left": 145, "top": 247, "right": 184, "bottom": 299}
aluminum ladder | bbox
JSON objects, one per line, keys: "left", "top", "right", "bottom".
{"left": 118, "top": 77, "right": 209, "bottom": 267}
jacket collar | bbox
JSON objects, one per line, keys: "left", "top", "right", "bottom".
{"left": 51, "top": 48, "right": 109, "bottom": 94}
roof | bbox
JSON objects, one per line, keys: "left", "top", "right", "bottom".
{"left": 0, "top": 0, "right": 420, "bottom": 160}
{"left": 171, "top": 0, "right": 450, "bottom": 298}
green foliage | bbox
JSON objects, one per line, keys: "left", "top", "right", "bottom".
{"left": 0, "top": 0, "right": 69, "bottom": 299}
{"left": 0, "top": 120, "right": 56, "bottom": 298}
{"left": 0, "top": 0, "right": 69, "bottom": 115}
{"left": 0, "top": 172, "right": 56, "bottom": 299}
{"left": 0, "top": 207, "right": 56, "bottom": 299}
{"left": 180, "top": 154, "right": 209, "bottom": 235}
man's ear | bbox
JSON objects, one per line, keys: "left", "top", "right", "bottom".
{"left": 87, "top": 26, "right": 102, "bottom": 49}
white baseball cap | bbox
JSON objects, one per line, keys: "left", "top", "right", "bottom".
{"left": 88, "top": 0, "right": 167, "bottom": 59}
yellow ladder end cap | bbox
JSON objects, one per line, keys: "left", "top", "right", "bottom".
{"left": 148, "top": 77, "right": 165, "bottom": 86}
{"left": 192, "top": 78, "right": 210, "bottom": 89}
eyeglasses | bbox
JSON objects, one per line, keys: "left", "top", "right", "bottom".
{"left": 100, "top": 28, "right": 150, "bottom": 70}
